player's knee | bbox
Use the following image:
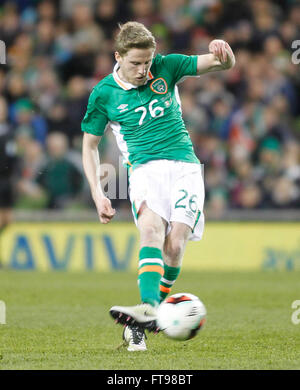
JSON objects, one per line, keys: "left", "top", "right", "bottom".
{"left": 164, "top": 239, "right": 185, "bottom": 262}
{"left": 140, "top": 224, "right": 164, "bottom": 247}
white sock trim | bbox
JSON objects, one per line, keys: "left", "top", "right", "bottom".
{"left": 160, "top": 277, "right": 176, "bottom": 285}
{"left": 139, "top": 258, "right": 164, "bottom": 267}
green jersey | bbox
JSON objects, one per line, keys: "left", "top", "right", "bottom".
{"left": 81, "top": 53, "right": 200, "bottom": 169}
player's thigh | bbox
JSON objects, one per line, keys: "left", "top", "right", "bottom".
{"left": 169, "top": 221, "right": 191, "bottom": 242}
{"left": 164, "top": 221, "right": 191, "bottom": 261}
{"left": 137, "top": 201, "right": 167, "bottom": 248}
{"left": 129, "top": 161, "right": 171, "bottom": 224}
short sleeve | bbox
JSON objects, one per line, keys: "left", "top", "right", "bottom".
{"left": 81, "top": 88, "right": 108, "bottom": 136}
{"left": 161, "top": 54, "right": 198, "bottom": 84}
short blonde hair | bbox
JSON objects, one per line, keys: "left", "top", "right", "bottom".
{"left": 115, "top": 21, "right": 156, "bottom": 56}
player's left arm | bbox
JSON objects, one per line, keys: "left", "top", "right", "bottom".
{"left": 196, "top": 39, "right": 235, "bottom": 75}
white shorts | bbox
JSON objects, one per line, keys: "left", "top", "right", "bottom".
{"left": 129, "top": 160, "right": 205, "bottom": 241}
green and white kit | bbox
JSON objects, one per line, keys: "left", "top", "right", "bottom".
{"left": 82, "top": 53, "right": 205, "bottom": 240}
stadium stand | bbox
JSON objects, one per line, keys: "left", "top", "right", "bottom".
{"left": 0, "top": 0, "right": 299, "bottom": 218}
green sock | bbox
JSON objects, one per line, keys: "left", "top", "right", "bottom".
{"left": 138, "top": 247, "right": 164, "bottom": 307}
{"left": 159, "top": 263, "right": 181, "bottom": 302}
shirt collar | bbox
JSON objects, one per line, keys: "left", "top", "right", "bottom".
{"left": 112, "top": 62, "right": 154, "bottom": 90}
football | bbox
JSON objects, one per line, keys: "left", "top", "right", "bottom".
{"left": 157, "top": 293, "right": 206, "bottom": 341}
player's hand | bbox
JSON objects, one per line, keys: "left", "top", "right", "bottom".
{"left": 209, "top": 39, "right": 235, "bottom": 68}
{"left": 94, "top": 195, "right": 116, "bottom": 224}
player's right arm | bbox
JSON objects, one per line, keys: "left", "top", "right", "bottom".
{"left": 196, "top": 39, "right": 235, "bottom": 75}
{"left": 82, "top": 132, "right": 115, "bottom": 224}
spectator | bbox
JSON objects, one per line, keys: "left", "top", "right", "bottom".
{"left": 181, "top": 92, "right": 209, "bottom": 135}
{"left": 5, "top": 73, "right": 29, "bottom": 104}
{"left": 92, "top": 51, "right": 114, "bottom": 83}
{"left": 271, "top": 176, "right": 299, "bottom": 208}
{"left": 0, "top": 0, "right": 298, "bottom": 213}
{"left": 12, "top": 98, "right": 48, "bottom": 145}
{"left": 60, "top": 3, "right": 105, "bottom": 81}
{"left": 46, "top": 100, "right": 71, "bottom": 138}
{"left": 238, "top": 183, "right": 262, "bottom": 209}
{"left": 16, "top": 139, "right": 47, "bottom": 209}
{"left": 32, "top": 68, "right": 61, "bottom": 113}
{"left": 64, "top": 76, "right": 89, "bottom": 146}
{"left": 33, "top": 19, "right": 56, "bottom": 57}
{"left": 130, "top": 0, "right": 159, "bottom": 28}
{"left": 95, "top": 0, "right": 126, "bottom": 39}
{"left": 0, "top": 2, "right": 21, "bottom": 48}
{"left": 36, "top": 0, "right": 58, "bottom": 23}
{"left": 0, "top": 96, "right": 19, "bottom": 230}
{"left": 35, "top": 132, "right": 84, "bottom": 209}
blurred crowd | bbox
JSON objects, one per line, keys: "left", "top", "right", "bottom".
{"left": 0, "top": 0, "right": 299, "bottom": 219}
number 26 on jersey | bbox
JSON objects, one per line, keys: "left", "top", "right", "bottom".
{"left": 135, "top": 99, "right": 164, "bottom": 125}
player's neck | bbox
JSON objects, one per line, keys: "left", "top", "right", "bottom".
{"left": 117, "top": 68, "right": 131, "bottom": 85}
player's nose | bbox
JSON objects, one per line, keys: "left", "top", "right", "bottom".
{"left": 138, "top": 65, "right": 146, "bottom": 75}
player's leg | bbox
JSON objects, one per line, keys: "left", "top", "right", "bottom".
{"left": 137, "top": 201, "right": 167, "bottom": 306}
{"left": 159, "top": 162, "right": 205, "bottom": 301}
{"left": 160, "top": 222, "right": 191, "bottom": 301}
{"left": 110, "top": 202, "right": 166, "bottom": 331}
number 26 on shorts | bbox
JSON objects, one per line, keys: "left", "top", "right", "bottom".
{"left": 175, "top": 190, "right": 198, "bottom": 213}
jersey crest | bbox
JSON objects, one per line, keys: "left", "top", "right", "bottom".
{"left": 150, "top": 78, "right": 168, "bottom": 94}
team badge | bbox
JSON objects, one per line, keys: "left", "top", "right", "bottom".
{"left": 150, "top": 78, "right": 168, "bottom": 94}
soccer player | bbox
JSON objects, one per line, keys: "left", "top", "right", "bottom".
{"left": 81, "top": 22, "right": 235, "bottom": 351}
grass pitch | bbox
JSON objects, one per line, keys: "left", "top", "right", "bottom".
{"left": 0, "top": 270, "right": 299, "bottom": 370}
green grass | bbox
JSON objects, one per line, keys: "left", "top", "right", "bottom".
{"left": 0, "top": 270, "right": 299, "bottom": 370}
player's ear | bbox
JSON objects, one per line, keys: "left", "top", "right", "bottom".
{"left": 115, "top": 51, "right": 122, "bottom": 64}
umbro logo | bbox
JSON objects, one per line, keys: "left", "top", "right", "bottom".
{"left": 117, "top": 104, "right": 129, "bottom": 112}
{"left": 185, "top": 210, "right": 194, "bottom": 219}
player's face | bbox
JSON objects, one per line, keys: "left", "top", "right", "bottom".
{"left": 115, "top": 48, "right": 154, "bottom": 86}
